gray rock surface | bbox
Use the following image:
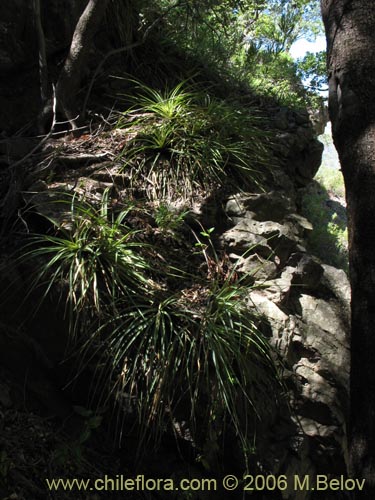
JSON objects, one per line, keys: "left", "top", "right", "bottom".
{"left": 221, "top": 182, "right": 350, "bottom": 498}
{"left": 270, "top": 107, "right": 325, "bottom": 187}
{"left": 0, "top": 58, "right": 347, "bottom": 498}
{"left": 6, "top": 111, "right": 345, "bottom": 499}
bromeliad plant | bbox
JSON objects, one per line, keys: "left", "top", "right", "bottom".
{"left": 90, "top": 273, "right": 281, "bottom": 463}
{"left": 21, "top": 190, "right": 152, "bottom": 338}
{"left": 116, "top": 80, "right": 271, "bottom": 198}
{"left": 86, "top": 227, "right": 282, "bottom": 462}
{"left": 20, "top": 191, "right": 282, "bottom": 465}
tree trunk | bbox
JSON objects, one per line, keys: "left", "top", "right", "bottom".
{"left": 55, "top": 0, "right": 110, "bottom": 129}
{"left": 321, "top": 0, "right": 375, "bottom": 496}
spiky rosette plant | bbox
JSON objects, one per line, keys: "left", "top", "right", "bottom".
{"left": 90, "top": 275, "right": 281, "bottom": 462}
{"left": 20, "top": 190, "right": 152, "bottom": 338}
{"left": 117, "top": 80, "right": 271, "bottom": 199}
{"left": 18, "top": 190, "right": 282, "bottom": 467}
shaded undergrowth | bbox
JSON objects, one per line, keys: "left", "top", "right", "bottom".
{"left": 301, "top": 167, "right": 348, "bottom": 272}
{"left": 17, "top": 189, "right": 284, "bottom": 468}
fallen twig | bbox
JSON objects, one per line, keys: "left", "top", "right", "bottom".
{"left": 57, "top": 152, "right": 111, "bottom": 164}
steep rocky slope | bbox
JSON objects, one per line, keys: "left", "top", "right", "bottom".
{"left": 0, "top": 93, "right": 351, "bottom": 500}
{"left": 0, "top": 4, "right": 350, "bottom": 493}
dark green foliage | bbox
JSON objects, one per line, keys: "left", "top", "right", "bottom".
{"left": 154, "top": 203, "right": 188, "bottom": 231}
{"left": 93, "top": 277, "right": 280, "bottom": 456}
{"left": 135, "top": 0, "right": 324, "bottom": 108}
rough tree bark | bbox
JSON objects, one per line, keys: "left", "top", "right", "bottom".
{"left": 321, "top": 0, "right": 375, "bottom": 496}
{"left": 55, "top": 0, "right": 110, "bottom": 129}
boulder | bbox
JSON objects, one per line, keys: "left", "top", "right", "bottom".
{"left": 286, "top": 254, "right": 324, "bottom": 290}
{"left": 273, "top": 109, "right": 324, "bottom": 187}
{"left": 225, "top": 191, "right": 295, "bottom": 222}
{"left": 230, "top": 253, "right": 278, "bottom": 279}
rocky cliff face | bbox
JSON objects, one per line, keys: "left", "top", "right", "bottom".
{"left": 222, "top": 191, "right": 350, "bottom": 497}
{"left": 0, "top": 65, "right": 349, "bottom": 497}
{"left": 216, "top": 108, "right": 349, "bottom": 497}
{"left": 214, "top": 109, "right": 350, "bottom": 499}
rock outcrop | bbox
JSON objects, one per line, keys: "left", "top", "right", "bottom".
{"left": 0, "top": 53, "right": 349, "bottom": 496}
{"left": 270, "top": 106, "right": 324, "bottom": 187}
{"left": 220, "top": 188, "right": 350, "bottom": 498}
{"left": 7, "top": 113, "right": 348, "bottom": 499}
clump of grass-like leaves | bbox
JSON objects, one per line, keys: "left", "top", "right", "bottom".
{"left": 91, "top": 264, "right": 281, "bottom": 461}
{"left": 94, "top": 283, "right": 276, "bottom": 458}
{"left": 20, "top": 192, "right": 281, "bottom": 464}
{"left": 21, "top": 190, "right": 151, "bottom": 338}
{"left": 117, "top": 80, "right": 271, "bottom": 198}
